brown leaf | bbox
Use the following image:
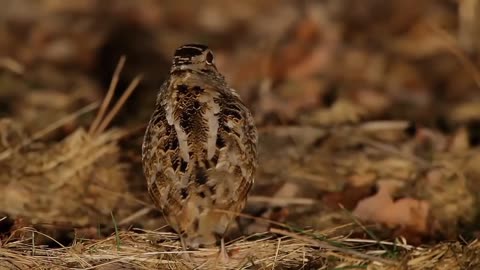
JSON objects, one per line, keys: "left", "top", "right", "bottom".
{"left": 268, "top": 18, "right": 320, "bottom": 81}
{"left": 353, "top": 180, "right": 430, "bottom": 234}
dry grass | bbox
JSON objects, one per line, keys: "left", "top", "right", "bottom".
{"left": 1, "top": 227, "right": 479, "bottom": 269}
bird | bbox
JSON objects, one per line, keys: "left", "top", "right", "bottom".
{"left": 141, "top": 44, "right": 257, "bottom": 258}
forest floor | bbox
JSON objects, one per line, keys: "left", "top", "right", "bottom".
{"left": 1, "top": 1, "right": 480, "bottom": 269}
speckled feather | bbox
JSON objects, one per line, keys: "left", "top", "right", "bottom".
{"left": 142, "top": 44, "right": 257, "bottom": 248}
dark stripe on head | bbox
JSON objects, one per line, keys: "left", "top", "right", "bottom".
{"left": 174, "top": 44, "right": 208, "bottom": 58}
{"left": 173, "top": 44, "right": 208, "bottom": 67}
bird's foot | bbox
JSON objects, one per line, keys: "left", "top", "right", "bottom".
{"left": 217, "top": 238, "right": 230, "bottom": 264}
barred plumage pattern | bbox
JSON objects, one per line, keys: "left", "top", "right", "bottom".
{"left": 142, "top": 44, "right": 257, "bottom": 249}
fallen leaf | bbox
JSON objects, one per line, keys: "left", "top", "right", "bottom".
{"left": 353, "top": 180, "right": 430, "bottom": 234}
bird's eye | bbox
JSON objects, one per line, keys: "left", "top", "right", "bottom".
{"left": 205, "top": 51, "right": 214, "bottom": 65}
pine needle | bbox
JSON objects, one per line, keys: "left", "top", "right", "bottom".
{"left": 270, "top": 228, "right": 398, "bottom": 266}
{"left": 89, "top": 56, "right": 126, "bottom": 135}
{"left": 94, "top": 75, "right": 143, "bottom": 136}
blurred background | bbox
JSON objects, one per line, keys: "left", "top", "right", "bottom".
{"left": 1, "top": 0, "right": 480, "bottom": 251}
{"left": 2, "top": 0, "right": 480, "bottom": 132}
{"left": 1, "top": 0, "right": 478, "bottom": 127}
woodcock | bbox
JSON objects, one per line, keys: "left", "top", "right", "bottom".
{"left": 142, "top": 44, "right": 258, "bottom": 253}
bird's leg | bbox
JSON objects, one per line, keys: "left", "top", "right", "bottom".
{"left": 179, "top": 233, "right": 193, "bottom": 261}
{"left": 218, "top": 237, "right": 229, "bottom": 263}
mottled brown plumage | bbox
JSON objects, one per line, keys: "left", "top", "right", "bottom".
{"left": 142, "top": 44, "right": 257, "bottom": 251}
